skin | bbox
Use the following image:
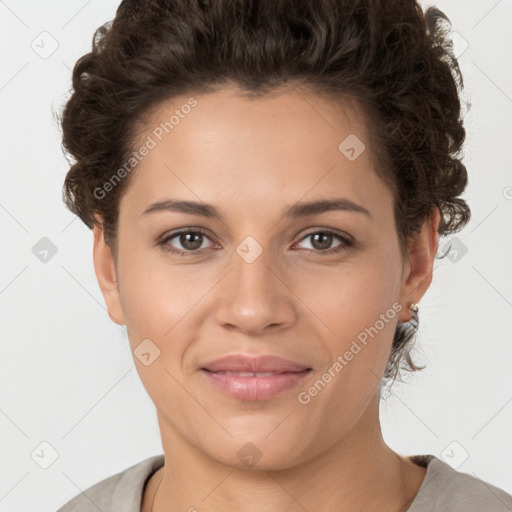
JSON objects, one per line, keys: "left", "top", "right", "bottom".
{"left": 93, "top": 85, "right": 440, "bottom": 511}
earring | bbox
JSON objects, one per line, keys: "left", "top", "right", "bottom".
{"left": 408, "top": 303, "right": 419, "bottom": 330}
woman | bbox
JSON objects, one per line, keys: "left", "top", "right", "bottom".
{"left": 56, "top": 0, "right": 512, "bottom": 510}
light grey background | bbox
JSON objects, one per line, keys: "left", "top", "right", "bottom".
{"left": 1, "top": 1, "right": 511, "bottom": 510}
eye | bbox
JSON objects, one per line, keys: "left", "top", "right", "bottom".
{"left": 158, "top": 228, "right": 353, "bottom": 257}
{"left": 293, "top": 230, "right": 353, "bottom": 254}
{"left": 158, "top": 229, "right": 217, "bottom": 256}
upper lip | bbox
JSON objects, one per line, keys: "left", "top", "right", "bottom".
{"left": 201, "top": 354, "right": 311, "bottom": 373}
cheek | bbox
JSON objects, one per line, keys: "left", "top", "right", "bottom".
{"left": 299, "top": 249, "right": 400, "bottom": 326}
{"left": 294, "top": 246, "right": 402, "bottom": 366}
{"left": 117, "top": 245, "right": 215, "bottom": 352}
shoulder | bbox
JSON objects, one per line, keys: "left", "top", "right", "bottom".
{"left": 408, "top": 455, "right": 512, "bottom": 512}
{"left": 56, "top": 454, "right": 165, "bottom": 512}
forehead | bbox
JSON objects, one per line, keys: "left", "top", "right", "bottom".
{"left": 120, "top": 85, "right": 391, "bottom": 220}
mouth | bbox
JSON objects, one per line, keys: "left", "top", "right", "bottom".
{"left": 199, "top": 355, "right": 312, "bottom": 400}
{"left": 206, "top": 371, "right": 300, "bottom": 377}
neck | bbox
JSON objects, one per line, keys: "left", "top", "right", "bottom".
{"left": 142, "top": 393, "right": 426, "bottom": 512}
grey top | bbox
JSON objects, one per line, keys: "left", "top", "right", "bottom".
{"left": 56, "top": 453, "right": 512, "bottom": 511}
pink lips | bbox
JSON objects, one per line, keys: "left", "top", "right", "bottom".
{"left": 200, "top": 354, "right": 312, "bottom": 401}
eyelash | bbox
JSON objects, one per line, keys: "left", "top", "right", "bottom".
{"left": 158, "top": 228, "right": 353, "bottom": 257}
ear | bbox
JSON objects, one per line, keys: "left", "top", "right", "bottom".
{"left": 397, "top": 207, "right": 441, "bottom": 323}
{"left": 92, "top": 223, "right": 126, "bottom": 326}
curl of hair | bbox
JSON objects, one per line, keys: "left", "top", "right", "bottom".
{"left": 60, "top": 0, "right": 471, "bottom": 386}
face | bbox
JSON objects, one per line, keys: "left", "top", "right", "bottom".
{"left": 94, "top": 85, "right": 438, "bottom": 470}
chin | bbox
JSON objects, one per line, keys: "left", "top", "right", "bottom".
{"left": 198, "top": 429, "right": 314, "bottom": 471}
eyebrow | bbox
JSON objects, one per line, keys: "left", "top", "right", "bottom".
{"left": 141, "top": 197, "right": 372, "bottom": 220}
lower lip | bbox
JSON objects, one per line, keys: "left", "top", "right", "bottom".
{"left": 200, "top": 369, "right": 311, "bottom": 401}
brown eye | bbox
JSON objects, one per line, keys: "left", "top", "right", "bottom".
{"left": 310, "top": 232, "right": 334, "bottom": 250}
{"left": 159, "top": 229, "right": 215, "bottom": 255}
{"left": 295, "top": 230, "right": 353, "bottom": 254}
{"left": 178, "top": 232, "right": 204, "bottom": 251}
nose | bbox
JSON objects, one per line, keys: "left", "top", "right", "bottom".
{"left": 214, "top": 244, "right": 298, "bottom": 336}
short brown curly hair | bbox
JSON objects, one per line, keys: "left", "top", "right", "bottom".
{"left": 59, "top": 0, "right": 471, "bottom": 386}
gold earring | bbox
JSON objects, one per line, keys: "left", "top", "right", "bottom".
{"left": 407, "top": 303, "right": 419, "bottom": 329}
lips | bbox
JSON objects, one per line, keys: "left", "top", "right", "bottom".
{"left": 201, "top": 354, "right": 311, "bottom": 373}
{"left": 200, "top": 354, "right": 312, "bottom": 400}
